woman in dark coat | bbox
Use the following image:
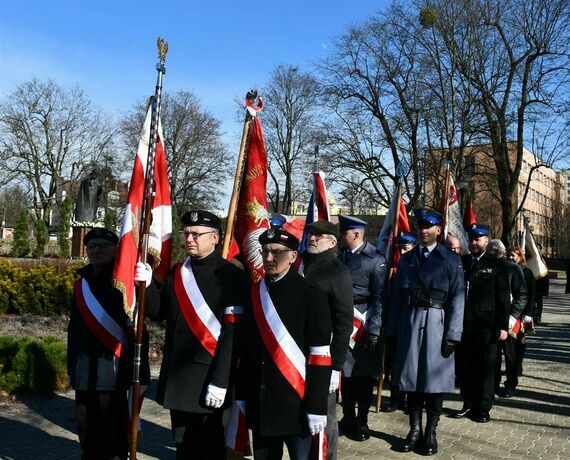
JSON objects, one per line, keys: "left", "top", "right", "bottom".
{"left": 507, "top": 247, "right": 536, "bottom": 378}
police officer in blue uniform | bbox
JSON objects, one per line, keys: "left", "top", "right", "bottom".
{"left": 388, "top": 209, "right": 464, "bottom": 456}
{"left": 338, "top": 215, "right": 387, "bottom": 442}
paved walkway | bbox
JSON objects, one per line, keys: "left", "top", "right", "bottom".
{"left": 1, "top": 280, "right": 568, "bottom": 459}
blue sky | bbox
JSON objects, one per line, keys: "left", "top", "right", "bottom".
{"left": 0, "top": 0, "right": 388, "bottom": 139}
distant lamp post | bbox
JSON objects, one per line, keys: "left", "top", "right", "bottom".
{"left": 456, "top": 180, "right": 470, "bottom": 216}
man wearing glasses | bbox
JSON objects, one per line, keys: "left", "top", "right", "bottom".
{"left": 237, "top": 227, "right": 332, "bottom": 459}
{"left": 68, "top": 228, "right": 149, "bottom": 460}
{"left": 140, "top": 210, "right": 249, "bottom": 459}
{"left": 301, "top": 221, "right": 353, "bottom": 460}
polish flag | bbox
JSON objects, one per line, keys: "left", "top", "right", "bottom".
{"left": 113, "top": 103, "right": 172, "bottom": 320}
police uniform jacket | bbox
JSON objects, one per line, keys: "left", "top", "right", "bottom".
{"left": 502, "top": 259, "right": 527, "bottom": 318}
{"left": 338, "top": 241, "right": 387, "bottom": 377}
{"left": 67, "top": 264, "right": 150, "bottom": 391}
{"left": 237, "top": 268, "right": 332, "bottom": 437}
{"left": 388, "top": 243, "right": 464, "bottom": 393}
{"left": 303, "top": 249, "right": 353, "bottom": 371}
{"left": 146, "top": 248, "right": 249, "bottom": 413}
{"left": 461, "top": 252, "right": 510, "bottom": 333}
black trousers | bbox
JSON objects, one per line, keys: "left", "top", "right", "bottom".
{"left": 75, "top": 389, "right": 128, "bottom": 460}
{"left": 407, "top": 392, "right": 443, "bottom": 416}
{"left": 170, "top": 410, "right": 225, "bottom": 460}
{"left": 459, "top": 332, "right": 497, "bottom": 413}
{"left": 252, "top": 430, "right": 312, "bottom": 460}
{"left": 496, "top": 335, "right": 518, "bottom": 390}
{"left": 535, "top": 296, "right": 544, "bottom": 322}
{"left": 340, "top": 376, "right": 373, "bottom": 425}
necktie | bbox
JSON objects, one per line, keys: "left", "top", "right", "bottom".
{"left": 471, "top": 256, "right": 479, "bottom": 271}
{"left": 420, "top": 247, "right": 429, "bottom": 266}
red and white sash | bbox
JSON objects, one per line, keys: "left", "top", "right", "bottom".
{"left": 225, "top": 400, "right": 251, "bottom": 455}
{"left": 251, "top": 280, "right": 332, "bottom": 399}
{"left": 349, "top": 307, "right": 367, "bottom": 349}
{"left": 174, "top": 260, "right": 221, "bottom": 357}
{"left": 74, "top": 278, "right": 129, "bottom": 360}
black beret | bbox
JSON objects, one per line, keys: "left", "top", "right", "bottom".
{"left": 259, "top": 227, "right": 300, "bottom": 251}
{"left": 83, "top": 228, "right": 119, "bottom": 246}
{"left": 306, "top": 221, "right": 339, "bottom": 239}
{"left": 181, "top": 210, "right": 221, "bottom": 231}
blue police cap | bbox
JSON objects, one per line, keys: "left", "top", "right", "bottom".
{"left": 413, "top": 208, "right": 443, "bottom": 226}
{"left": 259, "top": 227, "right": 300, "bottom": 251}
{"left": 269, "top": 213, "right": 287, "bottom": 228}
{"left": 467, "top": 223, "right": 490, "bottom": 238}
{"left": 397, "top": 231, "right": 417, "bottom": 246}
{"left": 338, "top": 215, "right": 368, "bottom": 231}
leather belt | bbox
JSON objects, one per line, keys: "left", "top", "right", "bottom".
{"left": 404, "top": 296, "right": 444, "bottom": 309}
{"left": 353, "top": 296, "right": 369, "bottom": 305}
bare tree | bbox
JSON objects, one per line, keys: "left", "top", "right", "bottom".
{"left": 260, "top": 65, "right": 321, "bottom": 214}
{"left": 120, "top": 90, "right": 231, "bottom": 215}
{"left": 421, "top": 0, "right": 570, "bottom": 241}
{"left": 0, "top": 78, "right": 115, "bottom": 223}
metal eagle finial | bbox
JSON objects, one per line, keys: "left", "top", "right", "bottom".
{"left": 157, "top": 37, "right": 169, "bottom": 61}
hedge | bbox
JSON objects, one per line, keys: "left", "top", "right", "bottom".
{"left": 0, "top": 336, "right": 68, "bottom": 394}
{"left": 0, "top": 259, "right": 82, "bottom": 315}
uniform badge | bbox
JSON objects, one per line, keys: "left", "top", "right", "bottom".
{"left": 190, "top": 211, "right": 198, "bottom": 222}
{"left": 267, "top": 229, "right": 275, "bottom": 238}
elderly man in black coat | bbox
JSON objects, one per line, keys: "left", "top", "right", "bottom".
{"left": 237, "top": 228, "right": 332, "bottom": 460}
{"left": 140, "top": 210, "right": 249, "bottom": 460}
{"left": 302, "top": 220, "right": 353, "bottom": 460}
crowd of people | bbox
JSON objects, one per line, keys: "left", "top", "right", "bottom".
{"left": 66, "top": 207, "right": 551, "bottom": 460}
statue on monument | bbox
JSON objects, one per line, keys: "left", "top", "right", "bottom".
{"left": 74, "top": 168, "right": 102, "bottom": 222}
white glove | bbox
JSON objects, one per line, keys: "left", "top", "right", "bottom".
{"left": 306, "top": 413, "right": 327, "bottom": 435}
{"left": 523, "top": 315, "right": 533, "bottom": 324}
{"left": 329, "top": 370, "right": 340, "bottom": 393}
{"left": 204, "top": 384, "right": 227, "bottom": 409}
{"left": 134, "top": 262, "right": 152, "bottom": 287}
{"left": 508, "top": 315, "right": 517, "bottom": 330}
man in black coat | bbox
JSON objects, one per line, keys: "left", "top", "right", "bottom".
{"left": 68, "top": 228, "right": 149, "bottom": 460}
{"left": 302, "top": 220, "right": 353, "bottom": 460}
{"left": 452, "top": 224, "right": 510, "bottom": 423}
{"left": 488, "top": 239, "right": 527, "bottom": 398}
{"left": 141, "top": 210, "right": 249, "bottom": 460}
{"left": 237, "top": 228, "right": 332, "bottom": 460}
{"left": 338, "top": 215, "right": 387, "bottom": 442}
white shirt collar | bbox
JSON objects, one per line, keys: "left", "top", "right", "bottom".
{"left": 420, "top": 241, "right": 438, "bottom": 255}
{"left": 351, "top": 242, "right": 366, "bottom": 254}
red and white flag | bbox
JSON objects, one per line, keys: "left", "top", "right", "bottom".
{"left": 299, "top": 171, "right": 330, "bottom": 253}
{"left": 522, "top": 219, "right": 548, "bottom": 279}
{"left": 377, "top": 182, "right": 410, "bottom": 272}
{"left": 463, "top": 195, "right": 476, "bottom": 229}
{"left": 442, "top": 175, "right": 469, "bottom": 254}
{"left": 226, "top": 97, "right": 270, "bottom": 282}
{"left": 113, "top": 104, "right": 172, "bottom": 320}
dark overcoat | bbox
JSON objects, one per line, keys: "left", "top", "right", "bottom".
{"left": 303, "top": 249, "right": 353, "bottom": 371}
{"left": 502, "top": 260, "right": 527, "bottom": 318}
{"left": 146, "top": 248, "right": 249, "bottom": 413}
{"left": 338, "top": 241, "right": 387, "bottom": 377}
{"left": 237, "top": 268, "right": 332, "bottom": 437}
{"left": 388, "top": 244, "right": 464, "bottom": 393}
{"left": 67, "top": 264, "right": 150, "bottom": 391}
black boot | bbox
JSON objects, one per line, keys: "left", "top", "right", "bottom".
{"left": 401, "top": 409, "right": 422, "bottom": 452}
{"left": 421, "top": 413, "right": 439, "bottom": 456}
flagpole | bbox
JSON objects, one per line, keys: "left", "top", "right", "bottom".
{"left": 439, "top": 156, "right": 452, "bottom": 241}
{"left": 222, "top": 91, "right": 258, "bottom": 259}
{"left": 375, "top": 162, "right": 406, "bottom": 412}
{"left": 129, "top": 37, "right": 168, "bottom": 460}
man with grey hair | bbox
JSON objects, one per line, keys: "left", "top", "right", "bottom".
{"left": 446, "top": 234, "right": 463, "bottom": 255}
{"left": 488, "top": 239, "right": 527, "bottom": 398}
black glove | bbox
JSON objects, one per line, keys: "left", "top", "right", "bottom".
{"left": 366, "top": 333, "right": 379, "bottom": 352}
{"left": 441, "top": 340, "right": 456, "bottom": 358}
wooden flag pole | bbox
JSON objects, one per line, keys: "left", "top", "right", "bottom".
{"left": 221, "top": 91, "right": 258, "bottom": 259}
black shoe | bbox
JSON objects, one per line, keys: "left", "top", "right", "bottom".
{"left": 497, "top": 387, "right": 515, "bottom": 398}
{"left": 471, "top": 411, "right": 490, "bottom": 423}
{"left": 401, "top": 428, "right": 422, "bottom": 452}
{"left": 338, "top": 418, "right": 354, "bottom": 436}
{"left": 450, "top": 406, "right": 472, "bottom": 419}
{"left": 421, "top": 430, "right": 438, "bottom": 456}
{"left": 347, "top": 424, "right": 370, "bottom": 442}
